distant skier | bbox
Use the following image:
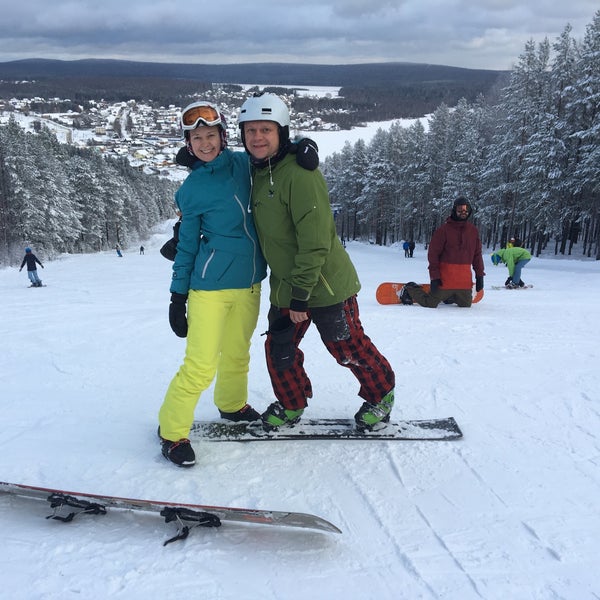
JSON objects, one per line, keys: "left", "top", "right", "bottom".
{"left": 491, "top": 243, "right": 531, "bottom": 288}
{"left": 19, "top": 247, "right": 44, "bottom": 287}
{"left": 115, "top": 244, "right": 123, "bottom": 257}
{"left": 139, "top": 245, "right": 145, "bottom": 255}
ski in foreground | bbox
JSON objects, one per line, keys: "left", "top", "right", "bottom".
{"left": 0, "top": 480, "right": 342, "bottom": 545}
{"left": 190, "top": 417, "right": 463, "bottom": 441}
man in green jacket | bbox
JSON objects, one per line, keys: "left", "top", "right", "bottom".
{"left": 238, "top": 93, "right": 395, "bottom": 431}
{"left": 491, "top": 244, "right": 532, "bottom": 288}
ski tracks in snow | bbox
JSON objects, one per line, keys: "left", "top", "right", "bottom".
{"left": 337, "top": 442, "right": 485, "bottom": 598}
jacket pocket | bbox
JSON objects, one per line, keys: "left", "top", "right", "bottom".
{"left": 199, "top": 250, "right": 235, "bottom": 282}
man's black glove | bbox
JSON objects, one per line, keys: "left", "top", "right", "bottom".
{"left": 475, "top": 276, "right": 484, "bottom": 292}
{"left": 175, "top": 146, "right": 198, "bottom": 168}
{"left": 290, "top": 138, "right": 319, "bottom": 171}
{"left": 169, "top": 293, "right": 188, "bottom": 338}
{"left": 430, "top": 279, "right": 442, "bottom": 294}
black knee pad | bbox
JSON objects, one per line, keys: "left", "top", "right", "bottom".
{"left": 268, "top": 315, "right": 296, "bottom": 370}
{"left": 312, "top": 303, "right": 350, "bottom": 342}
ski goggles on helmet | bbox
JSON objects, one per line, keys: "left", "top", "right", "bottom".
{"left": 181, "top": 104, "right": 222, "bottom": 130}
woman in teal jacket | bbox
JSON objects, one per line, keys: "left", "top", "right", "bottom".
{"left": 158, "top": 102, "right": 268, "bottom": 467}
{"left": 158, "top": 101, "right": 318, "bottom": 467}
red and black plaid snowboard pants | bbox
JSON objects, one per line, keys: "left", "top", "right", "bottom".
{"left": 265, "top": 295, "right": 395, "bottom": 411}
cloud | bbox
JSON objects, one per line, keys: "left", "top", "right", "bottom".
{"left": 0, "top": 0, "right": 597, "bottom": 70}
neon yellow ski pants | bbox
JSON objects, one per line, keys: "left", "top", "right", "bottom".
{"left": 159, "top": 285, "right": 261, "bottom": 441}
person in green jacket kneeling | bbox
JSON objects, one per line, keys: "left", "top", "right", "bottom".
{"left": 491, "top": 242, "right": 532, "bottom": 288}
{"left": 238, "top": 93, "right": 396, "bottom": 432}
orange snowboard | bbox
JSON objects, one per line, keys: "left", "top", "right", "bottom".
{"left": 376, "top": 282, "right": 484, "bottom": 305}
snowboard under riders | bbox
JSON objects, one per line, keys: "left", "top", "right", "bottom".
{"left": 159, "top": 285, "right": 261, "bottom": 441}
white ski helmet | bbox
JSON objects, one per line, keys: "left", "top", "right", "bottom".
{"left": 238, "top": 93, "right": 290, "bottom": 128}
{"left": 180, "top": 100, "right": 228, "bottom": 148}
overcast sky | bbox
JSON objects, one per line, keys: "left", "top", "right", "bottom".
{"left": 0, "top": 1, "right": 597, "bottom": 71}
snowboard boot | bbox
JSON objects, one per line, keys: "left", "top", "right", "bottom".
{"left": 261, "top": 401, "right": 304, "bottom": 431}
{"left": 505, "top": 277, "right": 512, "bottom": 287}
{"left": 219, "top": 403, "right": 261, "bottom": 422}
{"left": 399, "top": 283, "right": 415, "bottom": 305}
{"left": 518, "top": 280, "right": 525, "bottom": 288}
{"left": 160, "top": 437, "right": 195, "bottom": 467}
{"left": 158, "top": 427, "right": 195, "bottom": 467}
{"left": 354, "top": 389, "right": 395, "bottom": 430}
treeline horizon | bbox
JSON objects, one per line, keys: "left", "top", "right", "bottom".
{"left": 0, "top": 117, "right": 177, "bottom": 265}
{"left": 0, "top": 60, "right": 504, "bottom": 129}
{"left": 322, "top": 12, "right": 600, "bottom": 259}
{"left": 1, "top": 13, "right": 598, "bottom": 263}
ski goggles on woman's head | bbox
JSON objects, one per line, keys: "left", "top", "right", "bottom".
{"left": 181, "top": 104, "right": 222, "bottom": 130}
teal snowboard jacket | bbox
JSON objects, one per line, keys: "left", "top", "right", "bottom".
{"left": 170, "top": 148, "right": 267, "bottom": 295}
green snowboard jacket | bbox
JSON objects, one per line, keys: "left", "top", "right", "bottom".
{"left": 250, "top": 153, "right": 360, "bottom": 309}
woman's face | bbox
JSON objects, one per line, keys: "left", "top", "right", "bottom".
{"left": 188, "top": 125, "right": 222, "bottom": 162}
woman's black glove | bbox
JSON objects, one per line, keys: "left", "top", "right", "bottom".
{"left": 169, "top": 293, "right": 188, "bottom": 338}
{"left": 290, "top": 138, "right": 319, "bottom": 171}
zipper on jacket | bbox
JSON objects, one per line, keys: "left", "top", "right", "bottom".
{"left": 201, "top": 249, "right": 215, "bottom": 279}
{"left": 234, "top": 193, "right": 260, "bottom": 288}
{"left": 319, "top": 273, "right": 335, "bottom": 296}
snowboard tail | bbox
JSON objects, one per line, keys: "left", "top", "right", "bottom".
{"left": 190, "top": 417, "right": 462, "bottom": 442}
{"left": 491, "top": 284, "right": 533, "bottom": 290}
{"left": 376, "top": 282, "right": 484, "bottom": 305}
{"left": 0, "top": 480, "right": 341, "bottom": 544}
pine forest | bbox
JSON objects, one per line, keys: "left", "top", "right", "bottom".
{"left": 1, "top": 12, "right": 599, "bottom": 263}
{"left": 322, "top": 13, "right": 600, "bottom": 258}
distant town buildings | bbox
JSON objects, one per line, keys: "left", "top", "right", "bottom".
{"left": 0, "top": 87, "right": 341, "bottom": 181}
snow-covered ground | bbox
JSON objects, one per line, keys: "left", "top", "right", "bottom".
{"left": 1, "top": 232, "right": 599, "bottom": 599}
{"left": 299, "top": 117, "right": 425, "bottom": 158}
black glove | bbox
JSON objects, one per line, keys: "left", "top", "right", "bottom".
{"left": 160, "top": 238, "right": 177, "bottom": 261}
{"left": 430, "top": 279, "right": 442, "bottom": 294}
{"left": 475, "top": 276, "right": 484, "bottom": 292}
{"left": 291, "top": 138, "right": 319, "bottom": 171}
{"left": 160, "top": 219, "right": 181, "bottom": 261}
{"left": 169, "top": 293, "right": 188, "bottom": 338}
{"left": 175, "top": 146, "right": 198, "bottom": 168}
